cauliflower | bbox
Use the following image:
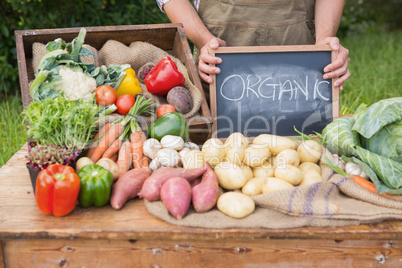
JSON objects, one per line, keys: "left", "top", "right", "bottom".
{"left": 55, "top": 66, "right": 97, "bottom": 101}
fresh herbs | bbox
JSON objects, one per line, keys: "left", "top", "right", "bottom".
{"left": 23, "top": 97, "right": 100, "bottom": 151}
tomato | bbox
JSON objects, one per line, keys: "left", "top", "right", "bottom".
{"left": 157, "top": 104, "right": 176, "bottom": 118}
{"left": 116, "top": 94, "right": 135, "bottom": 115}
{"left": 95, "top": 85, "right": 117, "bottom": 107}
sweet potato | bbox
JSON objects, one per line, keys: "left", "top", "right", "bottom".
{"left": 192, "top": 162, "right": 220, "bottom": 213}
{"left": 110, "top": 167, "right": 152, "bottom": 210}
{"left": 138, "top": 166, "right": 206, "bottom": 201}
{"left": 160, "top": 177, "right": 192, "bottom": 219}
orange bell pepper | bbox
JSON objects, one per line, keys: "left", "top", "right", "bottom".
{"left": 35, "top": 164, "right": 80, "bottom": 217}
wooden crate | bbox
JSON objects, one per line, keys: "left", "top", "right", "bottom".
{"left": 15, "top": 24, "right": 212, "bottom": 145}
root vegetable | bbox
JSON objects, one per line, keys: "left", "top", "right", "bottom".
{"left": 201, "top": 138, "right": 226, "bottom": 167}
{"left": 214, "top": 162, "right": 251, "bottom": 190}
{"left": 253, "top": 161, "right": 274, "bottom": 178}
{"left": 297, "top": 140, "right": 322, "bottom": 164}
{"left": 298, "top": 162, "right": 321, "bottom": 175}
{"left": 275, "top": 149, "right": 300, "bottom": 167}
{"left": 217, "top": 192, "right": 255, "bottom": 219}
{"left": 192, "top": 162, "right": 220, "bottom": 213}
{"left": 96, "top": 158, "right": 120, "bottom": 181}
{"left": 138, "top": 166, "right": 206, "bottom": 201}
{"left": 243, "top": 144, "right": 271, "bottom": 167}
{"left": 262, "top": 177, "right": 294, "bottom": 193}
{"left": 253, "top": 134, "right": 296, "bottom": 155}
{"left": 110, "top": 167, "right": 152, "bottom": 209}
{"left": 161, "top": 177, "right": 192, "bottom": 219}
{"left": 76, "top": 157, "right": 94, "bottom": 172}
{"left": 182, "top": 150, "right": 205, "bottom": 169}
{"left": 242, "top": 177, "right": 265, "bottom": 196}
{"left": 299, "top": 171, "right": 323, "bottom": 186}
{"left": 274, "top": 165, "right": 303, "bottom": 185}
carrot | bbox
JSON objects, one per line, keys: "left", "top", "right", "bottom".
{"left": 94, "top": 123, "right": 112, "bottom": 142}
{"left": 85, "top": 123, "right": 113, "bottom": 158}
{"left": 350, "top": 175, "right": 378, "bottom": 194}
{"left": 142, "top": 156, "right": 149, "bottom": 167}
{"left": 102, "top": 139, "right": 123, "bottom": 159}
{"left": 350, "top": 175, "right": 402, "bottom": 201}
{"left": 110, "top": 153, "right": 118, "bottom": 162}
{"left": 117, "top": 141, "right": 132, "bottom": 176}
{"left": 89, "top": 123, "right": 125, "bottom": 163}
{"left": 130, "top": 131, "right": 146, "bottom": 169}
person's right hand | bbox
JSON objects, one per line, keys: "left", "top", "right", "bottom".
{"left": 198, "top": 37, "right": 226, "bottom": 84}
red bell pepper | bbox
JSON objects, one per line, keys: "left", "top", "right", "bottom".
{"left": 144, "top": 56, "right": 185, "bottom": 95}
{"left": 35, "top": 164, "right": 80, "bottom": 217}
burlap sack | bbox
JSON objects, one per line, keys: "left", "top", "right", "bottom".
{"left": 144, "top": 144, "right": 402, "bottom": 229}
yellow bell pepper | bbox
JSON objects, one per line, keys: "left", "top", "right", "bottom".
{"left": 116, "top": 68, "right": 142, "bottom": 97}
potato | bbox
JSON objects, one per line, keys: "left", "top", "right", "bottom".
{"left": 224, "top": 132, "right": 249, "bottom": 152}
{"left": 225, "top": 146, "right": 246, "bottom": 166}
{"left": 253, "top": 134, "right": 297, "bottom": 155}
{"left": 214, "top": 162, "right": 251, "bottom": 190}
{"left": 217, "top": 192, "right": 255, "bottom": 219}
{"left": 242, "top": 177, "right": 265, "bottom": 196}
{"left": 298, "top": 162, "right": 321, "bottom": 175}
{"left": 166, "top": 86, "right": 193, "bottom": 114}
{"left": 201, "top": 138, "right": 226, "bottom": 167}
{"left": 241, "top": 164, "right": 253, "bottom": 182}
{"left": 297, "top": 140, "right": 322, "bottom": 164}
{"left": 76, "top": 157, "right": 94, "bottom": 172}
{"left": 243, "top": 143, "right": 271, "bottom": 167}
{"left": 274, "top": 165, "right": 303, "bottom": 185}
{"left": 275, "top": 149, "right": 300, "bottom": 168}
{"left": 299, "top": 171, "right": 323, "bottom": 186}
{"left": 182, "top": 150, "right": 205, "bottom": 169}
{"left": 96, "top": 158, "right": 120, "bottom": 181}
{"left": 262, "top": 177, "right": 294, "bottom": 193}
{"left": 253, "top": 161, "right": 275, "bottom": 178}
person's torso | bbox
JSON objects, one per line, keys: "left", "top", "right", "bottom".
{"left": 197, "top": 0, "right": 316, "bottom": 46}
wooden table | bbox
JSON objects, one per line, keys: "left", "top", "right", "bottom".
{"left": 1, "top": 145, "right": 401, "bottom": 267}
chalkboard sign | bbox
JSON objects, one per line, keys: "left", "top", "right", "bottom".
{"left": 210, "top": 45, "right": 339, "bottom": 139}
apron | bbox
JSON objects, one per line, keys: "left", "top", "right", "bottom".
{"left": 195, "top": 0, "right": 316, "bottom": 101}
{"left": 197, "top": 0, "right": 316, "bottom": 46}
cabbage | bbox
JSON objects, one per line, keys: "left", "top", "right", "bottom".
{"left": 322, "top": 97, "right": 402, "bottom": 194}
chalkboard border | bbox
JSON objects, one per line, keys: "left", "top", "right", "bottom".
{"left": 210, "top": 45, "right": 339, "bottom": 138}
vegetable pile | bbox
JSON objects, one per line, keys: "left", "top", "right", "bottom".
{"left": 322, "top": 97, "right": 402, "bottom": 194}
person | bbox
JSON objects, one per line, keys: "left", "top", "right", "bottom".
{"left": 156, "top": 0, "right": 350, "bottom": 91}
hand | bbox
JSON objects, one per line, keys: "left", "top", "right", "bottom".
{"left": 318, "top": 37, "right": 351, "bottom": 91}
{"left": 198, "top": 37, "right": 227, "bottom": 84}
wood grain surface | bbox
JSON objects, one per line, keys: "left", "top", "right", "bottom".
{"left": 1, "top": 145, "right": 402, "bottom": 267}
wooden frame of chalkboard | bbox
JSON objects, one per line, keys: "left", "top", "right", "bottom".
{"left": 210, "top": 45, "right": 339, "bottom": 139}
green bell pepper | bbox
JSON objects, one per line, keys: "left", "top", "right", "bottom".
{"left": 77, "top": 164, "right": 112, "bottom": 208}
{"left": 148, "top": 112, "right": 189, "bottom": 141}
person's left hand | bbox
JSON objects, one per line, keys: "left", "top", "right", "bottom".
{"left": 318, "top": 37, "right": 351, "bottom": 91}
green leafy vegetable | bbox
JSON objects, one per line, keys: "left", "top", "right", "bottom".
{"left": 322, "top": 97, "right": 402, "bottom": 194}
{"left": 30, "top": 28, "right": 130, "bottom": 102}
{"left": 23, "top": 97, "right": 100, "bottom": 151}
